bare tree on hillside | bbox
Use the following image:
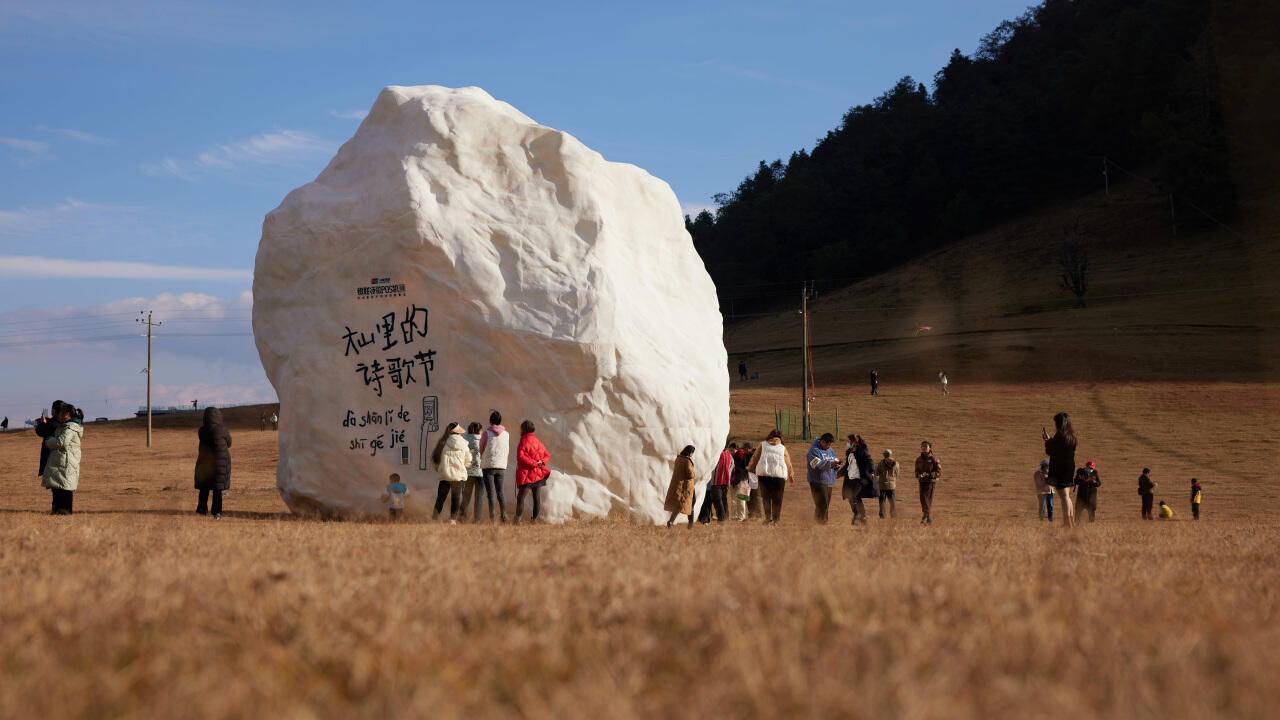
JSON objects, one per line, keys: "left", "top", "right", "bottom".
{"left": 1058, "top": 219, "right": 1089, "bottom": 308}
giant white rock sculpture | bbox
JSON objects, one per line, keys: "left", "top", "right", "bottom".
{"left": 253, "top": 85, "right": 730, "bottom": 521}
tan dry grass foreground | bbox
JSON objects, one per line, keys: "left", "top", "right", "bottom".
{"left": 2, "top": 382, "right": 1280, "bottom": 718}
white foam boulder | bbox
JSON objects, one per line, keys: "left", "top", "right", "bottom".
{"left": 253, "top": 85, "right": 729, "bottom": 521}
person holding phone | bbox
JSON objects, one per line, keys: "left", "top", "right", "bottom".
{"left": 1043, "top": 412, "right": 1078, "bottom": 528}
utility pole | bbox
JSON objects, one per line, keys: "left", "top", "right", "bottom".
{"left": 136, "top": 311, "right": 162, "bottom": 448}
{"left": 800, "top": 282, "right": 812, "bottom": 441}
{"left": 1102, "top": 156, "right": 1109, "bottom": 196}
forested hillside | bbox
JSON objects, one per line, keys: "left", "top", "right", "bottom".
{"left": 688, "top": 0, "right": 1270, "bottom": 316}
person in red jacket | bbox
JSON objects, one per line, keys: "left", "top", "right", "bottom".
{"left": 514, "top": 420, "right": 550, "bottom": 524}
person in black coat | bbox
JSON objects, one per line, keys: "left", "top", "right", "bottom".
{"left": 1043, "top": 412, "right": 1078, "bottom": 528}
{"left": 842, "top": 434, "right": 877, "bottom": 525}
{"left": 34, "top": 400, "right": 65, "bottom": 478}
{"left": 194, "top": 407, "right": 232, "bottom": 518}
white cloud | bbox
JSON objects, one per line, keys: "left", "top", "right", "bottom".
{"left": 143, "top": 128, "right": 335, "bottom": 182}
{"left": 330, "top": 109, "right": 368, "bottom": 120}
{"left": 0, "top": 136, "right": 49, "bottom": 153}
{"left": 141, "top": 157, "right": 198, "bottom": 182}
{"left": 0, "top": 291, "right": 269, "bottom": 419}
{"left": 34, "top": 125, "right": 116, "bottom": 145}
{"left": 196, "top": 129, "right": 335, "bottom": 170}
{"left": 0, "top": 256, "right": 251, "bottom": 281}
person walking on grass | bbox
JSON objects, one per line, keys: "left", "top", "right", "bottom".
{"left": 1043, "top": 412, "right": 1078, "bottom": 528}
{"left": 664, "top": 446, "right": 697, "bottom": 528}
{"left": 381, "top": 473, "right": 409, "bottom": 520}
{"left": 193, "top": 407, "right": 232, "bottom": 519}
{"left": 478, "top": 411, "right": 509, "bottom": 523}
{"left": 431, "top": 423, "right": 469, "bottom": 523}
{"left": 915, "top": 441, "right": 942, "bottom": 525}
{"left": 699, "top": 442, "right": 733, "bottom": 524}
{"left": 1190, "top": 478, "right": 1202, "bottom": 520}
{"left": 1138, "top": 468, "right": 1157, "bottom": 520}
{"left": 748, "top": 429, "right": 794, "bottom": 524}
{"left": 1075, "top": 460, "right": 1101, "bottom": 523}
{"left": 41, "top": 403, "right": 82, "bottom": 515}
{"left": 514, "top": 420, "right": 550, "bottom": 524}
{"left": 461, "top": 421, "right": 484, "bottom": 522}
{"left": 741, "top": 441, "right": 762, "bottom": 520}
{"left": 842, "top": 434, "right": 876, "bottom": 526}
{"left": 1034, "top": 459, "right": 1054, "bottom": 521}
{"left": 806, "top": 433, "right": 842, "bottom": 524}
{"left": 877, "top": 449, "right": 899, "bottom": 519}
{"left": 870, "top": 370, "right": 879, "bottom": 396}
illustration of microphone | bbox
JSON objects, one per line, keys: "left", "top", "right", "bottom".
{"left": 417, "top": 395, "right": 439, "bottom": 470}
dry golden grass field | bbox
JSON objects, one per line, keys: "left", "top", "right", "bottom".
{"left": 3, "top": 377, "right": 1280, "bottom": 719}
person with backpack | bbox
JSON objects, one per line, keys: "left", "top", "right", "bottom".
{"left": 477, "top": 411, "right": 509, "bottom": 523}
{"left": 876, "top": 449, "right": 899, "bottom": 519}
{"left": 41, "top": 402, "right": 82, "bottom": 515}
{"left": 747, "top": 429, "right": 794, "bottom": 524}
{"left": 1043, "top": 413, "right": 1078, "bottom": 528}
{"left": 514, "top": 420, "right": 550, "bottom": 523}
{"left": 193, "top": 407, "right": 232, "bottom": 519}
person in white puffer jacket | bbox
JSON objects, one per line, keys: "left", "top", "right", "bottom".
{"left": 477, "top": 410, "right": 510, "bottom": 523}
{"left": 431, "top": 423, "right": 473, "bottom": 523}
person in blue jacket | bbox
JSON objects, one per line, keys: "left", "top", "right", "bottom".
{"left": 806, "top": 433, "right": 842, "bottom": 524}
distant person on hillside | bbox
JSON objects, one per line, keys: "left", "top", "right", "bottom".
{"left": 1076, "top": 461, "right": 1101, "bottom": 523}
{"left": 1043, "top": 412, "right": 1078, "bottom": 528}
{"left": 1, "top": 416, "right": 8, "bottom": 431}
{"left": 747, "top": 429, "right": 795, "bottom": 524}
{"left": 1034, "top": 459, "right": 1054, "bottom": 521}
{"left": 193, "top": 407, "right": 232, "bottom": 519}
{"left": 806, "top": 433, "right": 841, "bottom": 524}
{"left": 381, "top": 472, "right": 409, "bottom": 520}
{"left": 870, "top": 370, "right": 879, "bottom": 396}
{"left": 699, "top": 442, "right": 733, "bottom": 524}
{"left": 1138, "top": 468, "right": 1157, "bottom": 520}
{"left": 270, "top": 412, "right": 278, "bottom": 431}
{"left": 259, "top": 412, "right": 267, "bottom": 431}
{"left": 514, "top": 420, "right": 550, "bottom": 524}
{"left": 478, "top": 411, "right": 509, "bottom": 523}
{"left": 461, "top": 421, "right": 484, "bottom": 522}
{"left": 1190, "top": 478, "right": 1202, "bottom": 520}
{"left": 35, "top": 400, "right": 65, "bottom": 482}
{"left": 877, "top": 449, "right": 899, "bottom": 519}
{"left": 1158, "top": 500, "right": 1174, "bottom": 520}
{"left": 915, "top": 441, "right": 942, "bottom": 525}
{"left": 738, "top": 361, "right": 748, "bottom": 382}
{"left": 939, "top": 370, "right": 949, "bottom": 396}
{"left": 41, "top": 403, "right": 82, "bottom": 515}
{"left": 664, "top": 446, "right": 697, "bottom": 528}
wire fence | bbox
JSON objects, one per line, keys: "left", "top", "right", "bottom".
{"left": 772, "top": 406, "right": 840, "bottom": 442}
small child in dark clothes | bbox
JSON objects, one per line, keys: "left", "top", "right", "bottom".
{"left": 1190, "top": 478, "right": 1202, "bottom": 520}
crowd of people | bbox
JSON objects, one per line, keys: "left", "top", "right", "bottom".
{"left": 26, "top": 398, "right": 1203, "bottom": 525}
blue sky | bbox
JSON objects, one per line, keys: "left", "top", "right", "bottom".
{"left": 0, "top": 0, "right": 1031, "bottom": 420}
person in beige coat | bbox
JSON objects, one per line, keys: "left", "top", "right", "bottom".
{"left": 432, "top": 423, "right": 474, "bottom": 523}
{"left": 664, "top": 446, "right": 697, "bottom": 528}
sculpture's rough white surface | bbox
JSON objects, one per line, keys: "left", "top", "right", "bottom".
{"left": 253, "top": 85, "right": 729, "bottom": 521}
